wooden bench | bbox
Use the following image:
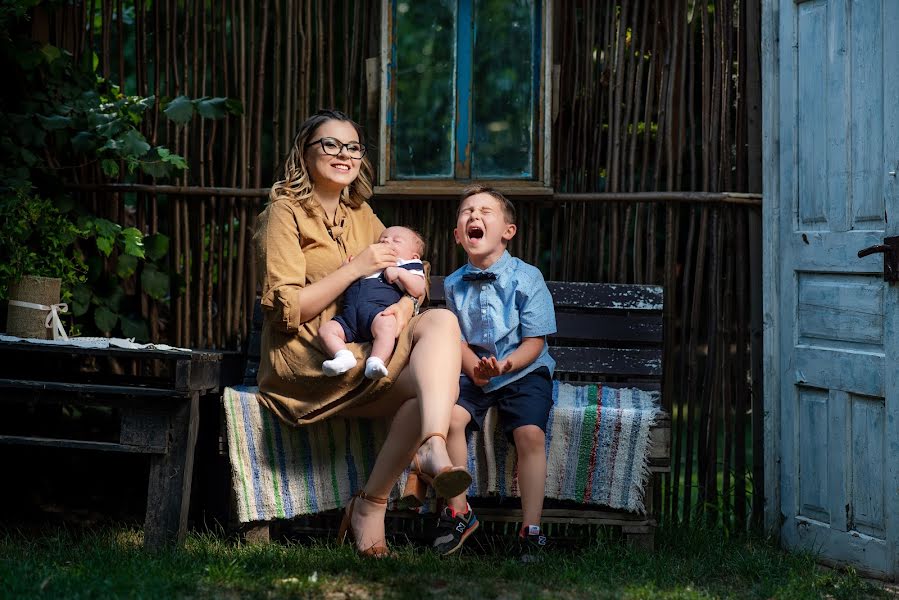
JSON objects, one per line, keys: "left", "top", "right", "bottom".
{"left": 0, "top": 340, "right": 221, "bottom": 549}
{"left": 233, "top": 278, "right": 669, "bottom": 548}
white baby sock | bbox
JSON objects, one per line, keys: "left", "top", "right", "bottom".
{"left": 364, "top": 356, "right": 389, "bottom": 380}
{"left": 323, "top": 349, "right": 357, "bottom": 376}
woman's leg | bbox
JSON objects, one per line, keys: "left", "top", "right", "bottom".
{"left": 337, "top": 309, "right": 462, "bottom": 549}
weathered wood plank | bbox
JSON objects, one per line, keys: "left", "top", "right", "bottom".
{"left": 144, "top": 393, "right": 200, "bottom": 549}
{"left": 552, "top": 347, "right": 662, "bottom": 377}
{"left": 554, "top": 313, "right": 662, "bottom": 343}
{"left": 0, "top": 379, "right": 186, "bottom": 398}
{"left": 0, "top": 435, "right": 165, "bottom": 454}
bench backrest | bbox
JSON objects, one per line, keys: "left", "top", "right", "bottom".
{"left": 244, "top": 278, "right": 664, "bottom": 389}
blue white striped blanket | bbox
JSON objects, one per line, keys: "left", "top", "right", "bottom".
{"left": 223, "top": 383, "right": 660, "bottom": 523}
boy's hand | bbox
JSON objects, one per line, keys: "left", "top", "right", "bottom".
{"left": 383, "top": 266, "right": 399, "bottom": 283}
{"left": 473, "top": 356, "right": 512, "bottom": 381}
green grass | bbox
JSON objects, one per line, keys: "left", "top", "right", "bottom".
{"left": 0, "top": 524, "right": 885, "bottom": 599}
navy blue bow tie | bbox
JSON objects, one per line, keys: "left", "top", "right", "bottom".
{"left": 462, "top": 271, "right": 497, "bottom": 282}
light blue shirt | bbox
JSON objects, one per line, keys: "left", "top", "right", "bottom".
{"left": 444, "top": 251, "right": 556, "bottom": 393}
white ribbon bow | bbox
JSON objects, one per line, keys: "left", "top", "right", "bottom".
{"left": 8, "top": 300, "right": 70, "bottom": 341}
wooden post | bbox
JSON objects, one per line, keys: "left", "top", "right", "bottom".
{"left": 144, "top": 392, "right": 200, "bottom": 549}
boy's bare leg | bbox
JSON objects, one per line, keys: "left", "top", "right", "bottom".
{"left": 365, "top": 313, "right": 398, "bottom": 379}
{"left": 445, "top": 404, "right": 473, "bottom": 513}
{"left": 320, "top": 320, "right": 356, "bottom": 376}
{"left": 512, "top": 425, "right": 547, "bottom": 528}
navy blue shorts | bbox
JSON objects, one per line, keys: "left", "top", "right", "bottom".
{"left": 457, "top": 367, "right": 553, "bottom": 442}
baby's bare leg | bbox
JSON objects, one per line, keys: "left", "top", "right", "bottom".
{"left": 320, "top": 319, "right": 349, "bottom": 356}
{"left": 369, "top": 313, "right": 398, "bottom": 362}
{"left": 320, "top": 319, "right": 356, "bottom": 376}
{"left": 364, "top": 313, "right": 398, "bottom": 380}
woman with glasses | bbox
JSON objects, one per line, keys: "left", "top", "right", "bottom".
{"left": 253, "top": 109, "right": 470, "bottom": 557}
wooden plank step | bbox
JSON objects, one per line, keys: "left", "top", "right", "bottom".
{"left": 0, "top": 435, "right": 165, "bottom": 454}
{"left": 0, "top": 379, "right": 186, "bottom": 398}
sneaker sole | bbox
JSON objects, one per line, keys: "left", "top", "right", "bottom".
{"left": 440, "top": 518, "right": 480, "bottom": 556}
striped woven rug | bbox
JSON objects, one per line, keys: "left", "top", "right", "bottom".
{"left": 223, "top": 383, "right": 660, "bottom": 523}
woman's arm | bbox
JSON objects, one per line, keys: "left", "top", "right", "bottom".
{"left": 297, "top": 243, "right": 399, "bottom": 322}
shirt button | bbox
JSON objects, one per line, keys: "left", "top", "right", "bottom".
{"left": 481, "top": 284, "right": 487, "bottom": 290}
{"left": 481, "top": 309, "right": 487, "bottom": 314}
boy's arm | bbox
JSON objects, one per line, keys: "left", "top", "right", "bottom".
{"left": 476, "top": 337, "right": 544, "bottom": 380}
{"left": 462, "top": 341, "right": 490, "bottom": 387}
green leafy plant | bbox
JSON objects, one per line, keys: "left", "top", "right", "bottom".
{"left": 0, "top": 1, "right": 240, "bottom": 341}
{"left": 70, "top": 217, "right": 171, "bottom": 339}
{"left": 0, "top": 188, "right": 86, "bottom": 302}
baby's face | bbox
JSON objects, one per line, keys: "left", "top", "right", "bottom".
{"left": 379, "top": 226, "right": 421, "bottom": 260}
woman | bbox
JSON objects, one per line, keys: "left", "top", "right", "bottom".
{"left": 253, "top": 109, "right": 469, "bottom": 556}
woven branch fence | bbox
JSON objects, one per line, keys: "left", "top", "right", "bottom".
{"left": 39, "top": 0, "right": 763, "bottom": 530}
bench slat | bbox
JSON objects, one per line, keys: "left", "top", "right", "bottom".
{"left": 552, "top": 347, "right": 662, "bottom": 377}
{"left": 427, "top": 277, "right": 664, "bottom": 311}
{"left": 554, "top": 312, "right": 662, "bottom": 343}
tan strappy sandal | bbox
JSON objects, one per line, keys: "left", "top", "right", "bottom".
{"left": 401, "top": 432, "right": 472, "bottom": 505}
{"left": 337, "top": 491, "right": 392, "bottom": 558}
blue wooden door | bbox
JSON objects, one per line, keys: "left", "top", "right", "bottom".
{"left": 763, "top": 0, "right": 899, "bottom": 579}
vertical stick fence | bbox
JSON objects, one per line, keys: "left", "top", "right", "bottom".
{"left": 41, "top": 0, "right": 763, "bottom": 529}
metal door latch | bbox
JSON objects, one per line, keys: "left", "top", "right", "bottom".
{"left": 858, "top": 235, "right": 899, "bottom": 283}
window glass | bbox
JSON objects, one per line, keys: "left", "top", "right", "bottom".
{"left": 471, "top": 0, "right": 535, "bottom": 177}
{"left": 392, "top": 0, "right": 456, "bottom": 178}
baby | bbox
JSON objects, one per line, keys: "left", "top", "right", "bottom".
{"left": 319, "top": 226, "right": 426, "bottom": 379}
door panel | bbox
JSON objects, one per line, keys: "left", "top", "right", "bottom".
{"left": 770, "top": 0, "right": 898, "bottom": 579}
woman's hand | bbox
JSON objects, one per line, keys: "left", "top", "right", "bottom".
{"left": 380, "top": 295, "right": 415, "bottom": 338}
{"left": 350, "top": 243, "right": 398, "bottom": 278}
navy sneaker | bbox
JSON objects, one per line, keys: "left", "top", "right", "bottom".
{"left": 518, "top": 525, "right": 549, "bottom": 563}
{"left": 432, "top": 504, "right": 479, "bottom": 556}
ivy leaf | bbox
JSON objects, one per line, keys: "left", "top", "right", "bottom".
{"left": 71, "top": 131, "right": 97, "bottom": 154}
{"left": 40, "top": 43, "right": 62, "bottom": 64}
{"left": 140, "top": 157, "right": 171, "bottom": 179}
{"left": 120, "top": 314, "right": 149, "bottom": 340}
{"left": 144, "top": 233, "right": 169, "bottom": 261}
{"left": 163, "top": 95, "right": 195, "bottom": 124}
{"left": 72, "top": 284, "right": 92, "bottom": 317}
{"left": 38, "top": 114, "right": 72, "bottom": 130}
{"left": 101, "top": 159, "right": 119, "bottom": 177}
{"left": 141, "top": 264, "right": 169, "bottom": 300}
{"left": 122, "top": 227, "right": 145, "bottom": 258}
{"left": 95, "top": 235, "right": 114, "bottom": 256}
{"left": 196, "top": 97, "right": 228, "bottom": 119}
{"left": 116, "top": 254, "right": 138, "bottom": 278}
{"left": 108, "top": 129, "right": 150, "bottom": 159}
{"left": 94, "top": 305, "right": 118, "bottom": 333}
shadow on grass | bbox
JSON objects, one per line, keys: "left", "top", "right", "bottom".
{"left": 0, "top": 522, "right": 887, "bottom": 599}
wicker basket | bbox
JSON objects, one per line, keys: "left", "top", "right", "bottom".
{"left": 5, "top": 275, "right": 61, "bottom": 339}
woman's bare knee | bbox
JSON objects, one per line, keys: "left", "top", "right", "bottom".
{"left": 418, "top": 308, "right": 460, "bottom": 336}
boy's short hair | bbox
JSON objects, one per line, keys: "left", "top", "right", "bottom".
{"left": 457, "top": 185, "right": 516, "bottom": 225}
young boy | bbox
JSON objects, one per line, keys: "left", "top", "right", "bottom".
{"left": 319, "top": 225, "right": 426, "bottom": 380}
{"left": 436, "top": 185, "right": 556, "bottom": 557}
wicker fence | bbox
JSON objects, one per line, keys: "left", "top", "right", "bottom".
{"left": 39, "top": 0, "right": 763, "bottom": 529}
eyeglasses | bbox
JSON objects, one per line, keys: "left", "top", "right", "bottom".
{"left": 305, "top": 137, "right": 367, "bottom": 159}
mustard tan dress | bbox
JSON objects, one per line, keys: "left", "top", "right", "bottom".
{"left": 254, "top": 197, "right": 425, "bottom": 426}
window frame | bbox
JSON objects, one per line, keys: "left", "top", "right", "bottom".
{"left": 377, "top": 0, "right": 554, "bottom": 194}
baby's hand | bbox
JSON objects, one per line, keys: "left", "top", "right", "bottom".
{"left": 383, "top": 266, "right": 399, "bottom": 283}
